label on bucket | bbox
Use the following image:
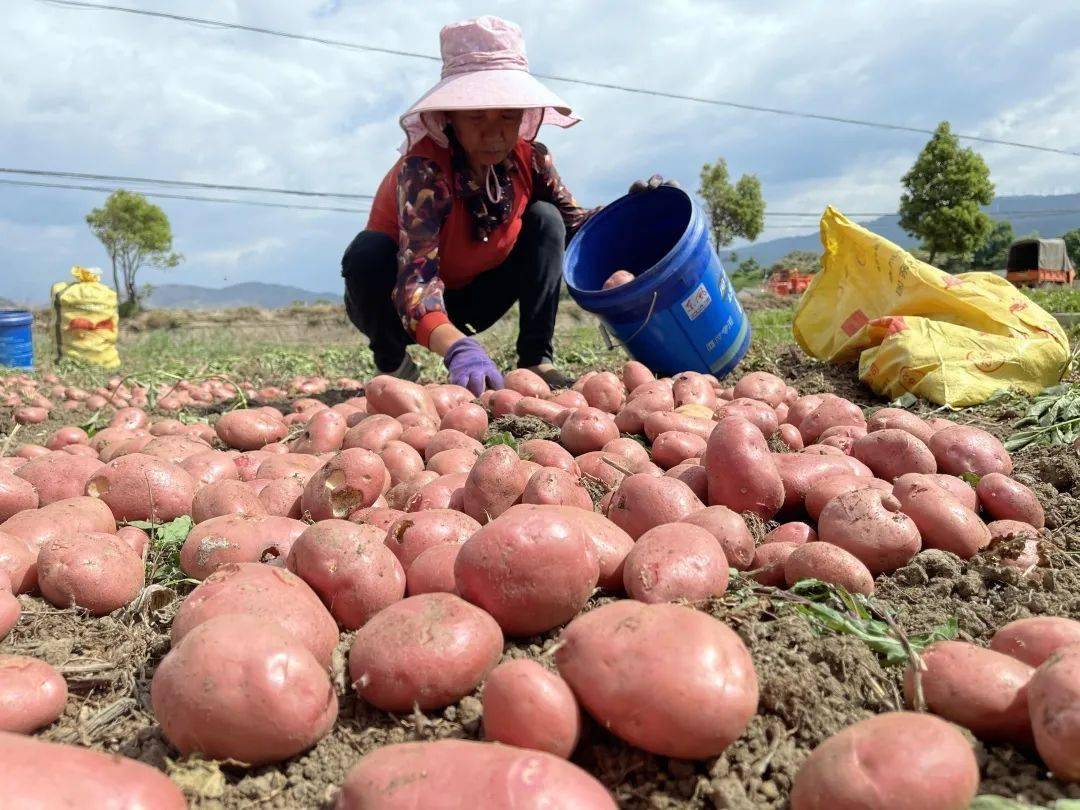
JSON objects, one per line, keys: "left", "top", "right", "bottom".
{"left": 681, "top": 283, "right": 712, "bottom": 321}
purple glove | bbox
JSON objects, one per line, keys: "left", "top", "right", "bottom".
{"left": 444, "top": 337, "right": 504, "bottom": 396}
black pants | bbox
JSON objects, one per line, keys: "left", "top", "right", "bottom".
{"left": 342, "top": 200, "right": 565, "bottom": 372}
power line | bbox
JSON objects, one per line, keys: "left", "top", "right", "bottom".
{"left": 38, "top": 0, "right": 1080, "bottom": 159}
{"left": 0, "top": 167, "right": 372, "bottom": 200}
{"left": 0, "top": 178, "right": 370, "bottom": 214}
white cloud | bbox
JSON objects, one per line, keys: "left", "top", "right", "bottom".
{"left": 1, "top": 0, "right": 1079, "bottom": 304}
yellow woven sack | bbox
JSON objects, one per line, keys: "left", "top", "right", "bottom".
{"left": 793, "top": 207, "right": 1069, "bottom": 407}
{"left": 51, "top": 266, "right": 121, "bottom": 369}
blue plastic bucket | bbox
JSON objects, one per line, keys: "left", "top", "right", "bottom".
{"left": 0, "top": 310, "right": 34, "bottom": 370}
{"left": 564, "top": 186, "right": 750, "bottom": 378}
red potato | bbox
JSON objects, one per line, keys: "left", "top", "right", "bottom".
{"left": 777, "top": 423, "right": 804, "bottom": 451}
{"left": 38, "top": 532, "right": 143, "bottom": 615}
{"left": 0, "top": 531, "right": 36, "bottom": 593}
{"left": 98, "top": 434, "right": 154, "bottom": 463}
{"left": 215, "top": 409, "right": 287, "bottom": 450}
{"left": 520, "top": 439, "right": 579, "bottom": 474}
{"left": 180, "top": 514, "right": 306, "bottom": 579}
{"left": 614, "top": 395, "right": 673, "bottom": 435}
{"left": 0, "top": 472, "right": 38, "bottom": 522}
{"left": 426, "top": 384, "right": 474, "bottom": 419}
{"left": 423, "top": 428, "right": 484, "bottom": 462}
{"left": 462, "top": 445, "right": 527, "bottom": 524}
{"left": 799, "top": 396, "right": 867, "bottom": 445}
{"left": 929, "top": 424, "right": 1013, "bottom": 476}
{"left": 717, "top": 398, "right": 779, "bottom": 438}
{"left": 0, "top": 654, "right": 67, "bottom": 733}
{"left": 0, "top": 580, "right": 17, "bottom": 639}
{"left": 115, "top": 525, "right": 149, "bottom": 559}
{"left": 774, "top": 453, "right": 866, "bottom": 513}
{"left": 85, "top": 453, "right": 195, "bottom": 522}
{"left": 622, "top": 522, "right": 728, "bottom": 604}
{"left": 365, "top": 375, "right": 439, "bottom": 420}
{"left": 765, "top": 522, "right": 817, "bottom": 545}
{"left": 141, "top": 434, "right": 211, "bottom": 465}
{"left": 785, "top": 542, "right": 875, "bottom": 594}
{"left": 180, "top": 449, "right": 239, "bottom": 487}
{"left": 13, "top": 407, "right": 47, "bottom": 425}
{"left": 682, "top": 506, "right": 754, "bottom": 570}
{"left": 1028, "top": 645, "right": 1080, "bottom": 780}
{"left": 665, "top": 462, "right": 708, "bottom": 502}
{"left": 190, "top": 478, "right": 266, "bottom": 524}
{"left": 651, "top": 430, "right": 707, "bottom": 470}
{"left": 622, "top": 361, "right": 655, "bottom": 393}
{"left": 426, "top": 448, "right": 478, "bottom": 476}
{"left": 257, "top": 477, "right": 303, "bottom": 518}
{"left": 785, "top": 394, "right": 827, "bottom": 430}
{"left": 570, "top": 510, "right": 634, "bottom": 591}
{"left": 385, "top": 509, "right": 479, "bottom": 568}
{"left": 406, "top": 542, "right": 461, "bottom": 596}
{"left": 234, "top": 450, "right": 272, "bottom": 482}
{"left": 819, "top": 435, "right": 855, "bottom": 454}
{"left": 349, "top": 592, "right": 503, "bottom": 711}
{"left": 153, "top": 614, "right": 337, "bottom": 766}
{"left": 607, "top": 473, "right": 703, "bottom": 539}
{"left": 1, "top": 496, "right": 115, "bottom": 551}
{"left": 851, "top": 429, "right": 937, "bottom": 482}
{"left": 0, "top": 457, "right": 25, "bottom": 473}
{"left": 287, "top": 521, "right": 405, "bottom": 629}
{"left": 576, "top": 451, "right": 629, "bottom": 491}
{"left": 673, "top": 372, "right": 718, "bottom": 409}
{"left": 866, "top": 407, "right": 935, "bottom": 444}
{"left": 440, "top": 403, "right": 488, "bottom": 441}
{"left": 378, "top": 440, "right": 425, "bottom": 486}
{"left": 548, "top": 389, "right": 589, "bottom": 410}
{"left": 704, "top": 417, "right": 784, "bottom": 519}
{"left": 489, "top": 388, "right": 524, "bottom": 417}
{"left": 0, "top": 731, "right": 186, "bottom": 808}
{"left": 977, "top": 473, "right": 1045, "bottom": 529}
{"left": 456, "top": 504, "right": 598, "bottom": 636}
{"left": 789, "top": 711, "right": 979, "bottom": 810}
{"left": 301, "top": 448, "right": 387, "bottom": 521}
{"left": 45, "top": 425, "right": 88, "bottom": 451}
{"left": 91, "top": 426, "right": 142, "bottom": 455}
{"left": 14, "top": 444, "right": 51, "bottom": 459}
{"left": 733, "top": 371, "right": 787, "bottom": 407}
{"left": 15, "top": 453, "right": 103, "bottom": 506}
{"left": 927, "top": 474, "right": 979, "bottom": 511}
{"left": 903, "top": 640, "right": 1034, "bottom": 744}
{"left": 504, "top": 368, "right": 551, "bottom": 398}
{"left": 818, "top": 489, "right": 922, "bottom": 574}
{"left": 818, "top": 424, "right": 867, "bottom": 443}
{"left": 581, "top": 372, "right": 626, "bottom": 414}
{"left": 600, "top": 437, "right": 649, "bottom": 469}
{"left": 405, "top": 472, "right": 467, "bottom": 512}
{"left": 398, "top": 423, "right": 437, "bottom": 456}
{"left": 522, "top": 468, "right": 593, "bottom": 511}
{"left": 643, "top": 410, "right": 714, "bottom": 443}
{"left": 335, "top": 739, "right": 616, "bottom": 810}
{"left": 109, "top": 406, "right": 149, "bottom": 431}
{"left": 893, "top": 473, "right": 990, "bottom": 559}
{"left": 804, "top": 475, "right": 892, "bottom": 522}
{"left": 991, "top": 617, "right": 1080, "bottom": 668}
{"left": 560, "top": 408, "right": 620, "bottom": 455}
{"left": 349, "top": 505, "right": 405, "bottom": 531}
{"left": 556, "top": 600, "right": 757, "bottom": 759}
{"left": 257, "top": 452, "right": 325, "bottom": 483}
{"left": 602, "top": 269, "right": 635, "bottom": 289}
{"left": 173, "top": 562, "right": 340, "bottom": 666}
{"left": 343, "top": 414, "right": 403, "bottom": 453}
{"left": 290, "top": 408, "right": 348, "bottom": 454}
{"left": 482, "top": 660, "right": 581, "bottom": 758}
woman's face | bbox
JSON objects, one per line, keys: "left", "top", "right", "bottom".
{"left": 448, "top": 109, "right": 524, "bottom": 169}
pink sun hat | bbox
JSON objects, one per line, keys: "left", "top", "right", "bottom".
{"left": 399, "top": 15, "right": 579, "bottom": 153}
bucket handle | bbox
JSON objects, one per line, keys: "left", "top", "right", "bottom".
{"left": 598, "top": 291, "right": 659, "bottom": 351}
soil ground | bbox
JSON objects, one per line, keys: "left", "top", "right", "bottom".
{"left": 3, "top": 304, "right": 1080, "bottom": 808}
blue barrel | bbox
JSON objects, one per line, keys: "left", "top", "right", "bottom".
{"left": 0, "top": 310, "right": 34, "bottom": 370}
{"left": 564, "top": 186, "right": 750, "bottom": 378}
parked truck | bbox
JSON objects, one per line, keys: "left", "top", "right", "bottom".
{"left": 1005, "top": 238, "right": 1076, "bottom": 287}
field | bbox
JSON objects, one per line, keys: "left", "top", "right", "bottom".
{"left": 3, "top": 296, "right": 1080, "bottom": 809}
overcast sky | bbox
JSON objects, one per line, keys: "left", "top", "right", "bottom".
{"left": 2, "top": 0, "right": 1079, "bottom": 304}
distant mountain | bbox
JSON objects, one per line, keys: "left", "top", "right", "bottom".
{"left": 145, "top": 282, "right": 339, "bottom": 309}
{"left": 729, "top": 193, "right": 1080, "bottom": 267}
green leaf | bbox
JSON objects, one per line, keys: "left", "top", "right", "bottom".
{"left": 960, "top": 472, "right": 981, "bottom": 487}
{"left": 484, "top": 431, "right": 519, "bottom": 451}
{"left": 887, "top": 392, "right": 918, "bottom": 409}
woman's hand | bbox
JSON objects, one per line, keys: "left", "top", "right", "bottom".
{"left": 443, "top": 337, "right": 504, "bottom": 396}
{"left": 629, "top": 174, "right": 680, "bottom": 194}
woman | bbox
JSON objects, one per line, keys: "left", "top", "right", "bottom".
{"left": 342, "top": 15, "right": 669, "bottom": 395}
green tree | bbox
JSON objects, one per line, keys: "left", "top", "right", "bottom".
{"left": 1063, "top": 228, "right": 1080, "bottom": 268}
{"left": 698, "top": 158, "right": 765, "bottom": 249}
{"left": 972, "top": 220, "right": 1014, "bottom": 269}
{"left": 86, "top": 190, "right": 182, "bottom": 314}
{"left": 898, "top": 121, "right": 994, "bottom": 265}
{"left": 770, "top": 250, "right": 821, "bottom": 275}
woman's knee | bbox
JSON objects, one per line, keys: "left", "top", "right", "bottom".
{"left": 342, "top": 230, "right": 397, "bottom": 285}
{"left": 523, "top": 200, "right": 566, "bottom": 245}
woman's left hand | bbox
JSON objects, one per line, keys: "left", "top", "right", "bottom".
{"left": 629, "top": 174, "right": 680, "bottom": 194}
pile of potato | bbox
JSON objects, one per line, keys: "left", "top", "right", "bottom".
{"left": 1, "top": 361, "right": 1078, "bottom": 808}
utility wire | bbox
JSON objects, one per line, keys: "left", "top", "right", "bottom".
{"left": 37, "top": 0, "right": 1080, "bottom": 158}
{"left": 0, "top": 178, "right": 370, "bottom": 214}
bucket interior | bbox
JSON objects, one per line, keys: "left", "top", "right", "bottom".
{"left": 567, "top": 189, "right": 692, "bottom": 292}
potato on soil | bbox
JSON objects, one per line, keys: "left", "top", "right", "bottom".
{"left": 38, "top": 532, "right": 143, "bottom": 615}
{"left": 440, "top": 403, "right": 488, "bottom": 441}
{"left": 622, "top": 522, "right": 728, "bottom": 603}
{"left": 733, "top": 370, "right": 787, "bottom": 407}
{"left": 377, "top": 440, "right": 425, "bottom": 486}
{"left": 0, "top": 654, "right": 68, "bottom": 734}
{"left": 348, "top": 592, "right": 503, "bottom": 712}
{"left": 903, "top": 640, "right": 1033, "bottom": 744}
{"left": 405, "top": 472, "right": 468, "bottom": 512}
{"left": 0, "top": 584, "right": 17, "bottom": 640}
{"left": 607, "top": 473, "right": 703, "bottom": 539}
{"left": 426, "top": 448, "right": 477, "bottom": 476}
{"left": 704, "top": 416, "right": 783, "bottom": 519}
{"left": 461, "top": 444, "right": 527, "bottom": 524}
{"left": 976, "top": 472, "right": 1045, "bottom": 529}
{"left": 990, "top": 617, "right": 1080, "bottom": 668}
{"left": 519, "top": 439, "right": 579, "bottom": 474}
{"left": 651, "top": 430, "right": 707, "bottom": 470}
{"left": 798, "top": 396, "right": 867, "bottom": 445}
{"left": 0, "top": 731, "right": 187, "bottom": 808}
{"left": 750, "top": 541, "right": 797, "bottom": 586}
{"left": 556, "top": 600, "right": 757, "bottom": 759}
{"left": 774, "top": 452, "right": 866, "bottom": 513}
{"left": 190, "top": 478, "right": 266, "bottom": 524}
{"left": 522, "top": 467, "right": 593, "bottom": 511}
{"left": 1027, "top": 644, "right": 1080, "bottom": 781}
{"left": 582, "top": 371, "right": 626, "bottom": 414}
{"left": 455, "top": 504, "right": 598, "bottom": 637}
{"left": 482, "top": 659, "right": 581, "bottom": 758}
{"left": 560, "top": 407, "right": 620, "bottom": 455}
{"left": 817, "top": 488, "right": 921, "bottom": 574}
{"left": 14, "top": 453, "right": 103, "bottom": 507}
{"left": 301, "top": 448, "right": 387, "bottom": 521}
{"left": 0, "top": 530, "right": 36, "bottom": 593}
{"left": 866, "top": 407, "right": 935, "bottom": 444}
{"left": 789, "top": 711, "right": 979, "bottom": 810}
{"left": 289, "top": 408, "right": 348, "bottom": 454}
{"left": 384, "top": 509, "right": 479, "bottom": 569}
{"left": 892, "top": 473, "right": 990, "bottom": 559}
{"left": 180, "top": 513, "right": 306, "bottom": 579}
{"left": 343, "top": 414, "right": 403, "bottom": 453}
{"left": 256, "top": 476, "right": 303, "bottom": 518}
{"left": 929, "top": 473, "right": 979, "bottom": 511}
{"left": 348, "top": 505, "right": 405, "bottom": 532}
{"left": 804, "top": 475, "right": 892, "bottom": 521}
{"left": 152, "top": 614, "right": 337, "bottom": 765}
{"left": 180, "top": 449, "right": 240, "bottom": 487}
{"left": 364, "top": 375, "right": 439, "bottom": 420}
{"left": 571, "top": 509, "right": 634, "bottom": 591}
{"left": 172, "top": 561, "right": 340, "bottom": 666}
{"left": 716, "top": 398, "right": 778, "bottom": 438}
{"left": 850, "top": 429, "right": 936, "bottom": 481}
{"left": 928, "top": 424, "right": 1013, "bottom": 476}
{"left": 406, "top": 542, "right": 461, "bottom": 596}
{"left": 681, "top": 506, "right": 754, "bottom": 570}
{"left": 215, "top": 409, "right": 288, "bottom": 450}
{"left": 622, "top": 360, "right": 655, "bottom": 392}
{"left": 764, "top": 522, "right": 817, "bottom": 545}
{"left": 0, "top": 496, "right": 115, "bottom": 551}
{"left": 784, "top": 542, "right": 875, "bottom": 595}
{"left": 334, "top": 739, "right": 616, "bottom": 810}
